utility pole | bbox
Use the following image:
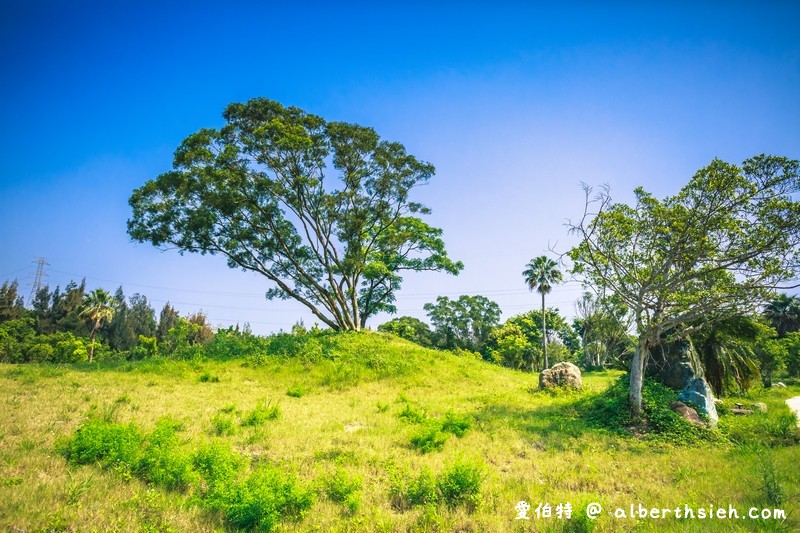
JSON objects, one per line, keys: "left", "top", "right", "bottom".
{"left": 28, "top": 257, "right": 49, "bottom": 306}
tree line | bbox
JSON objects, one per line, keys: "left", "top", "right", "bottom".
{"left": 0, "top": 279, "right": 212, "bottom": 363}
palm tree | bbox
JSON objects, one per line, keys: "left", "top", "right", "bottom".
{"left": 523, "top": 256, "right": 562, "bottom": 370}
{"left": 763, "top": 294, "right": 800, "bottom": 338}
{"left": 79, "top": 289, "right": 115, "bottom": 363}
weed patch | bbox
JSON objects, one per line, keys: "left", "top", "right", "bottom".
{"left": 320, "top": 467, "right": 361, "bottom": 514}
{"left": 387, "top": 459, "right": 484, "bottom": 512}
{"left": 242, "top": 400, "right": 280, "bottom": 427}
{"left": 410, "top": 421, "right": 449, "bottom": 453}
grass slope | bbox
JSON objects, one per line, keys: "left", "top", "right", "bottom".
{"left": 0, "top": 332, "right": 798, "bottom": 532}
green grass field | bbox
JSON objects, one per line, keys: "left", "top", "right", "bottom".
{"left": 1, "top": 332, "right": 798, "bottom": 532}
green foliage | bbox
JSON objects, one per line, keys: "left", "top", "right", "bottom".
{"left": 784, "top": 331, "right": 800, "bottom": 377}
{"left": 424, "top": 295, "right": 501, "bottom": 352}
{"left": 127, "top": 97, "right": 462, "bottom": 331}
{"left": 692, "top": 316, "right": 761, "bottom": 396}
{"left": 569, "top": 155, "right": 800, "bottom": 415}
{"left": 285, "top": 386, "right": 305, "bottom": 398}
{"left": 127, "top": 335, "right": 158, "bottom": 360}
{"left": 192, "top": 442, "right": 245, "bottom": 488}
{"left": 198, "top": 371, "right": 220, "bottom": 383}
{"left": 208, "top": 464, "right": 315, "bottom": 532}
{"left": 757, "top": 454, "right": 785, "bottom": 506}
{"left": 763, "top": 293, "right": 800, "bottom": 338}
{"left": 242, "top": 401, "right": 280, "bottom": 427}
{"left": 211, "top": 410, "right": 238, "bottom": 436}
{"left": 137, "top": 418, "right": 197, "bottom": 490}
{"left": 719, "top": 408, "right": 800, "bottom": 447}
{"left": 320, "top": 467, "right": 362, "bottom": 513}
{"left": 162, "top": 314, "right": 213, "bottom": 360}
{"left": 377, "top": 316, "right": 433, "bottom": 347}
{"left": 410, "top": 421, "right": 449, "bottom": 453}
{"left": 441, "top": 412, "right": 472, "bottom": 438}
{"left": 204, "top": 327, "right": 270, "bottom": 360}
{"left": 387, "top": 463, "right": 438, "bottom": 510}
{"left": 0, "top": 280, "right": 26, "bottom": 323}
{"left": 485, "top": 309, "right": 579, "bottom": 371}
{"left": 581, "top": 375, "right": 716, "bottom": 444}
{"left": 437, "top": 460, "right": 484, "bottom": 510}
{"left": 386, "top": 460, "right": 483, "bottom": 512}
{"left": 397, "top": 403, "right": 426, "bottom": 424}
{"left": 65, "top": 419, "right": 142, "bottom": 473}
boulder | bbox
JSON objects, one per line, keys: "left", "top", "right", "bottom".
{"left": 773, "top": 382, "right": 787, "bottom": 388}
{"left": 752, "top": 402, "right": 768, "bottom": 413}
{"left": 678, "top": 377, "right": 719, "bottom": 426}
{"left": 647, "top": 338, "right": 697, "bottom": 389}
{"left": 670, "top": 401, "right": 704, "bottom": 426}
{"left": 539, "top": 362, "right": 582, "bottom": 390}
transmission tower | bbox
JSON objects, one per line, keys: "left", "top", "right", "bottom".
{"left": 28, "top": 257, "right": 49, "bottom": 306}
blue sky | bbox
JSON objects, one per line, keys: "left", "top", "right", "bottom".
{"left": 1, "top": 2, "right": 799, "bottom": 333}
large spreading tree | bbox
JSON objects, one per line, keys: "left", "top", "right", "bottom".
{"left": 568, "top": 155, "right": 800, "bottom": 416}
{"left": 128, "top": 98, "right": 462, "bottom": 330}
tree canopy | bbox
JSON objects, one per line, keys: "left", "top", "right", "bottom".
{"left": 128, "top": 98, "right": 462, "bottom": 331}
{"left": 423, "top": 295, "right": 502, "bottom": 352}
{"left": 569, "top": 155, "right": 800, "bottom": 416}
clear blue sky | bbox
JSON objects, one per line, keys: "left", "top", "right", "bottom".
{"left": 1, "top": 1, "right": 799, "bottom": 333}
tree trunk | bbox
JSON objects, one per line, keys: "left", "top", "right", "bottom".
{"left": 89, "top": 328, "right": 97, "bottom": 363}
{"left": 541, "top": 292, "right": 548, "bottom": 370}
{"left": 629, "top": 338, "right": 649, "bottom": 417}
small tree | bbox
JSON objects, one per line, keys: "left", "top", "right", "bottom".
{"left": 569, "top": 155, "right": 800, "bottom": 417}
{"left": 522, "top": 256, "right": 562, "bottom": 369}
{"left": 79, "top": 289, "right": 115, "bottom": 363}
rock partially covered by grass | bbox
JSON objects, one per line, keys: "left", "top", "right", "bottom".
{"left": 539, "top": 362, "right": 582, "bottom": 390}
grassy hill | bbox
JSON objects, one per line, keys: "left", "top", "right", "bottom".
{"left": 0, "top": 331, "right": 798, "bottom": 532}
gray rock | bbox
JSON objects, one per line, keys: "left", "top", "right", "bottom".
{"left": 539, "top": 362, "right": 582, "bottom": 390}
{"left": 647, "top": 339, "right": 697, "bottom": 390}
{"left": 678, "top": 377, "right": 719, "bottom": 426}
{"left": 752, "top": 402, "right": 768, "bottom": 413}
{"left": 773, "top": 382, "right": 787, "bottom": 388}
{"left": 731, "top": 409, "right": 754, "bottom": 416}
{"left": 670, "top": 401, "right": 704, "bottom": 426}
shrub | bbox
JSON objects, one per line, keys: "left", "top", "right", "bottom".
{"left": 410, "top": 421, "right": 449, "bottom": 453}
{"left": 211, "top": 411, "right": 237, "bottom": 436}
{"left": 137, "top": 418, "right": 197, "bottom": 490}
{"left": 192, "top": 442, "right": 245, "bottom": 489}
{"left": 387, "top": 464, "right": 438, "bottom": 510}
{"left": 441, "top": 412, "right": 472, "bottom": 438}
{"left": 209, "top": 464, "right": 315, "bottom": 532}
{"left": 66, "top": 419, "right": 141, "bottom": 473}
{"left": 286, "top": 386, "right": 305, "bottom": 398}
{"left": 437, "top": 460, "right": 484, "bottom": 510}
{"left": 397, "top": 403, "right": 426, "bottom": 424}
{"left": 320, "top": 468, "right": 361, "bottom": 513}
{"left": 242, "top": 401, "right": 280, "bottom": 427}
{"left": 199, "top": 372, "right": 220, "bottom": 383}
{"left": 26, "top": 342, "right": 55, "bottom": 362}
{"left": 387, "top": 460, "right": 484, "bottom": 512}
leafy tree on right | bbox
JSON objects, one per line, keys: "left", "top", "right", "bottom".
{"left": 568, "top": 155, "right": 800, "bottom": 417}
